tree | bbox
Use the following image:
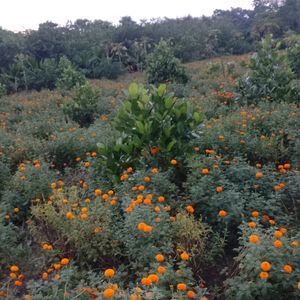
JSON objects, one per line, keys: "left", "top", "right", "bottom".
{"left": 238, "top": 36, "right": 299, "bottom": 103}
{"left": 146, "top": 39, "right": 188, "bottom": 84}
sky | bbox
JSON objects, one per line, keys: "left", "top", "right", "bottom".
{"left": 0, "top": 0, "right": 253, "bottom": 32}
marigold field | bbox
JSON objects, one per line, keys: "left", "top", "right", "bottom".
{"left": 0, "top": 53, "right": 299, "bottom": 300}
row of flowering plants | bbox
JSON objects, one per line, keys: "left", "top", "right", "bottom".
{"left": 0, "top": 69, "right": 299, "bottom": 299}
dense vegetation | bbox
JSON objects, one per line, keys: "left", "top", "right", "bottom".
{"left": 0, "top": 1, "right": 300, "bottom": 299}
{"left": 1, "top": 0, "right": 300, "bottom": 93}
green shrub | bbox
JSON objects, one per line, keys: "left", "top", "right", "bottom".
{"left": 56, "top": 56, "right": 86, "bottom": 95}
{"left": 194, "top": 102, "right": 298, "bottom": 165}
{"left": 0, "top": 82, "right": 7, "bottom": 97}
{"left": 2, "top": 160, "right": 55, "bottom": 222}
{"left": 97, "top": 83, "right": 202, "bottom": 182}
{"left": 63, "top": 83, "right": 99, "bottom": 127}
{"left": 29, "top": 186, "right": 121, "bottom": 267}
{"left": 146, "top": 40, "right": 188, "bottom": 84}
{"left": 93, "top": 59, "right": 125, "bottom": 80}
{"left": 285, "top": 34, "right": 300, "bottom": 78}
{"left": 186, "top": 155, "right": 295, "bottom": 227}
{"left": 238, "top": 36, "right": 299, "bottom": 104}
{"left": 225, "top": 222, "right": 300, "bottom": 300}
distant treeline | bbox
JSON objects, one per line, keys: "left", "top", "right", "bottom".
{"left": 0, "top": 0, "right": 299, "bottom": 92}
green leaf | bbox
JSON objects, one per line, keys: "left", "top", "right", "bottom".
{"left": 193, "top": 111, "right": 202, "bottom": 123}
{"left": 158, "top": 84, "right": 167, "bottom": 96}
{"left": 165, "top": 97, "right": 174, "bottom": 109}
{"left": 135, "top": 121, "right": 145, "bottom": 134}
{"left": 166, "top": 140, "right": 176, "bottom": 151}
{"left": 128, "top": 83, "right": 138, "bottom": 97}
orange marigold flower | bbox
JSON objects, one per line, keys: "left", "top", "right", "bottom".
{"left": 291, "top": 241, "right": 299, "bottom": 247}
{"left": 180, "top": 252, "right": 189, "bottom": 260}
{"left": 218, "top": 210, "right": 227, "bottom": 217}
{"left": 144, "top": 176, "right": 151, "bottom": 183}
{"left": 260, "top": 261, "right": 271, "bottom": 272}
{"left": 151, "top": 167, "right": 158, "bottom": 174}
{"left": 201, "top": 168, "right": 209, "bottom": 174}
{"left": 66, "top": 212, "right": 75, "bottom": 220}
{"left": 148, "top": 274, "right": 159, "bottom": 283}
{"left": 255, "top": 172, "right": 263, "bottom": 178}
{"left": 102, "top": 194, "right": 108, "bottom": 200}
{"left": 216, "top": 186, "right": 223, "bottom": 192}
{"left": 141, "top": 277, "right": 152, "bottom": 285}
{"left": 157, "top": 266, "right": 165, "bottom": 274}
{"left": 187, "top": 291, "right": 195, "bottom": 298}
{"left": 274, "top": 231, "right": 283, "bottom": 238}
{"left": 81, "top": 213, "right": 88, "bottom": 219}
{"left": 84, "top": 162, "right": 90, "bottom": 168}
{"left": 53, "top": 263, "right": 61, "bottom": 270}
{"left": 251, "top": 211, "right": 259, "bottom": 217}
{"left": 186, "top": 205, "right": 194, "bottom": 214}
{"left": 9, "top": 273, "right": 17, "bottom": 279}
{"left": 170, "top": 159, "right": 177, "bottom": 165}
{"left": 61, "top": 258, "right": 70, "bottom": 265}
{"left": 177, "top": 283, "right": 187, "bottom": 291}
{"left": 154, "top": 206, "right": 161, "bottom": 213}
{"left": 17, "top": 274, "right": 24, "bottom": 281}
{"left": 143, "top": 225, "right": 152, "bottom": 233}
{"left": 42, "top": 272, "right": 48, "bottom": 280}
{"left": 137, "top": 222, "right": 146, "bottom": 231}
{"left": 142, "top": 198, "right": 150, "bottom": 205}
{"left": 95, "top": 189, "right": 102, "bottom": 196}
{"left": 273, "top": 240, "right": 283, "bottom": 248}
{"left": 158, "top": 196, "right": 165, "bottom": 203}
{"left": 24, "top": 295, "right": 31, "bottom": 300}
{"left": 14, "top": 280, "right": 22, "bottom": 286}
{"left": 248, "top": 222, "right": 256, "bottom": 228}
{"left": 103, "top": 288, "right": 115, "bottom": 298}
{"left": 260, "top": 272, "right": 268, "bottom": 280}
{"left": 104, "top": 269, "right": 115, "bottom": 278}
{"left": 156, "top": 254, "right": 164, "bottom": 262}
{"left": 283, "top": 264, "right": 292, "bottom": 273}
{"left": 298, "top": 282, "right": 300, "bottom": 290}
{"left": 249, "top": 235, "right": 260, "bottom": 243}
{"left": 280, "top": 227, "right": 287, "bottom": 234}
{"left": 10, "top": 265, "right": 19, "bottom": 272}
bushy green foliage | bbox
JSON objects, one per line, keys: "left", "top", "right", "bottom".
{"left": 91, "top": 60, "right": 125, "bottom": 80}
{"left": 194, "top": 102, "right": 299, "bottom": 165}
{"left": 63, "top": 83, "right": 99, "bottom": 127}
{"left": 285, "top": 34, "right": 300, "bottom": 77}
{"left": 0, "top": 82, "right": 7, "bottom": 97}
{"left": 2, "top": 161, "right": 55, "bottom": 221}
{"left": 1, "top": 48, "right": 300, "bottom": 299}
{"left": 29, "top": 186, "right": 121, "bottom": 266}
{"left": 97, "top": 83, "right": 202, "bottom": 182}
{"left": 225, "top": 222, "right": 300, "bottom": 300}
{"left": 238, "top": 36, "right": 299, "bottom": 104}
{"left": 186, "top": 156, "right": 295, "bottom": 227}
{"left": 146, "top": 40, "right": 189, "bottom": 84}
{"left": 56, "top": 56, "right": 86, "bottom": 95}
